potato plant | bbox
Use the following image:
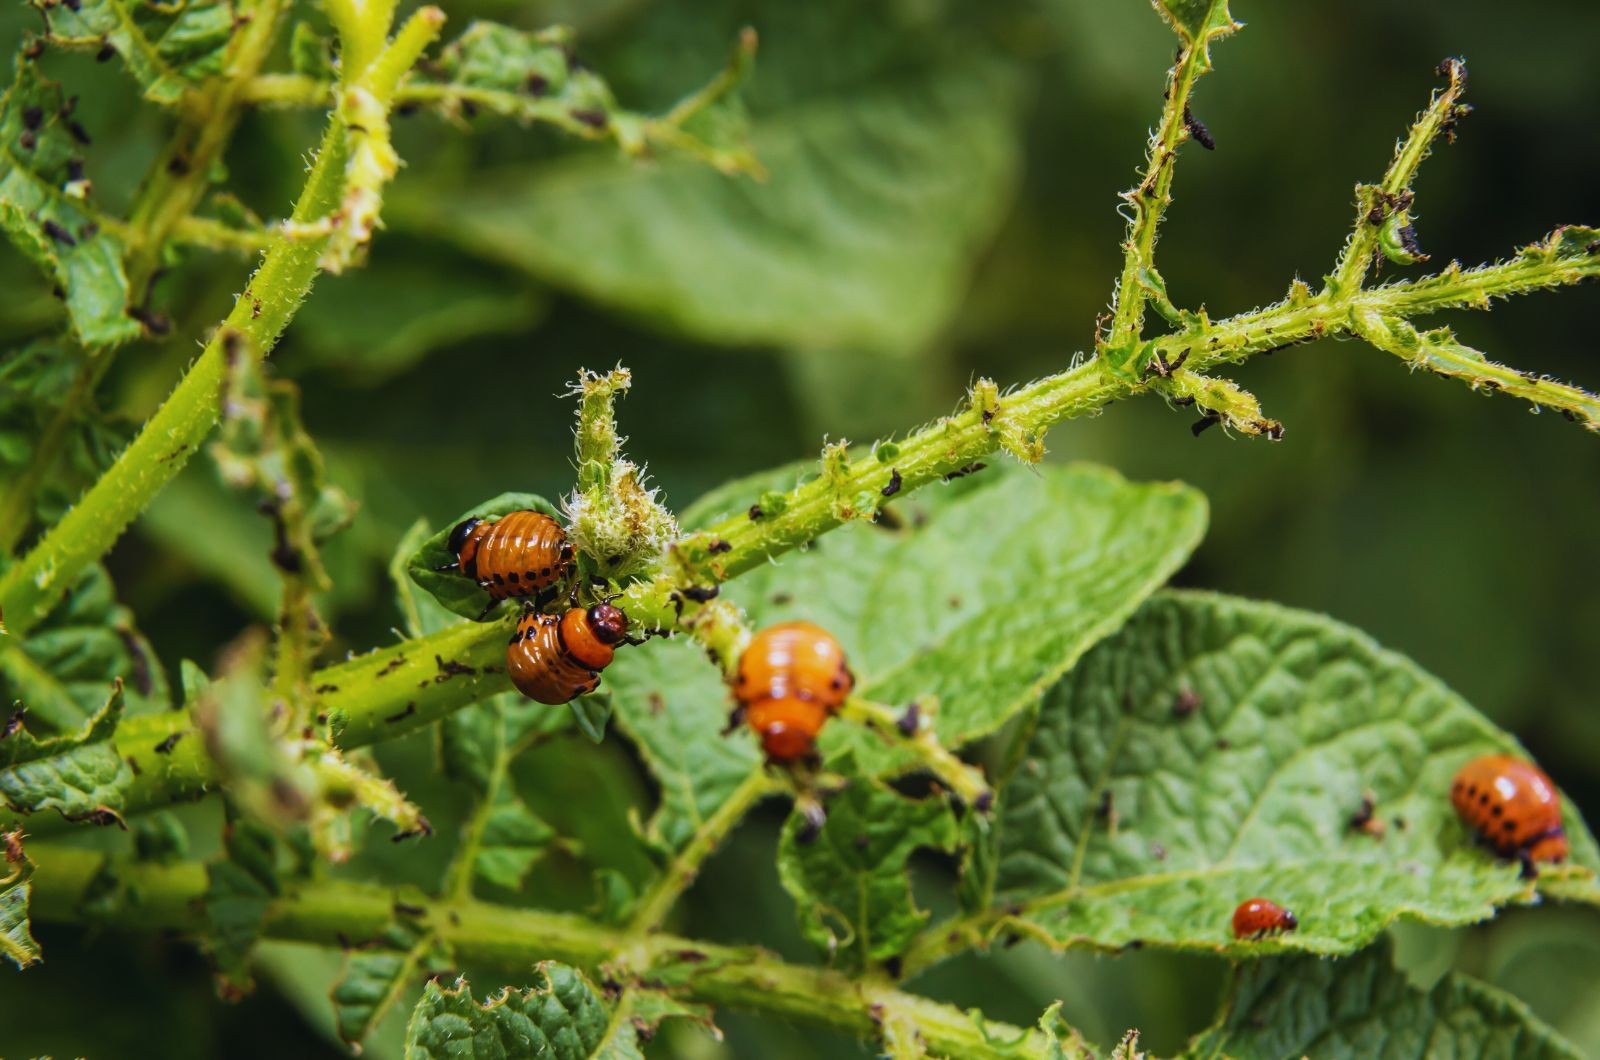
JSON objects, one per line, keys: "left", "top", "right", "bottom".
{"left": 1, "top": 0, "right": 1597, "bottom": 1056}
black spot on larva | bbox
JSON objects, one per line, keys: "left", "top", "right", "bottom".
{"left": 1502, "top": 820, "right": 1516, "bottom": 832}
{"left": 541, "top": 567, "right": 551, "bottom": 577}
{"left": 508, "top": 571, "right": 520, "bottom": 583}
{"left": 1468, "top": 785, "right": 1478, "bottom": 797}
{"left": 493, "top": 573, "right": 504, "bottom": 584}
{"left": 1491, "top": 804, "right": 1503, "bottom": 816}
{"left": 1479, "top": 793, "right": 1490, "bottom": 806}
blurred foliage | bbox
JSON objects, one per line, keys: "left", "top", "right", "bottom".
{"left": 0, "top": 0, "right": 1598, "bottom": 1056}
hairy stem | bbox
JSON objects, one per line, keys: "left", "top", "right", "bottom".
{"left": 9, "top": 226, "right": 1593, "bottom": 837}
{"left": 0, "top": 0, "right": 293, "bottom": 560}
{"left": 27, "top": 844, "right": 1061, "bottom": 1058}
{"left": 1103, "top": 36, "right": 1217, "bottom": 356}
{"left": 0, "top": 117, "right": 349, "bottom": 639}
{"left": 0, "top": 9, "right": 446, "bottom": 640}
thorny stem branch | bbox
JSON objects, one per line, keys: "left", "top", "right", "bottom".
{"left": 1101, "top": 18, "right": 1234, "bottom": 360}
{"left": 0, "top": 8, "right": 444, "bottom": 640}
{"left": 8, "top": 225, "right": 1594, "bottom": 838}
{"left": 27, "top": 844, "right": 1064, "bottom": 1059}
{"left": 0, "top": 0, "right": 294, "bottom": 560}
{"left": 1328, "top": 58, "right": 1470, "bottom": 297}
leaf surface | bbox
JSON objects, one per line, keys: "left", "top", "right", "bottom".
{"left": 395, "top": 6, "right": 1025, "bottom": 352}
{"left": 1185, "top": 939, "right": 1584, "bottom": 1059}
{"left": 0, "top": 63, "right": 139, "bottom": 345}
{"left": 990, "top": 591, "right": 1600, "bottom": 955}
{"left": 776, "top": 775, "right": 958, "bottom": 970}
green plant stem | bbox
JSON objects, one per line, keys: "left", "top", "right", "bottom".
{"left": 7, "top": 228, "right": 1594, "bottom": 837}
{"left": 841, "top": 698, "right": 992, "bottom": 807}
{"left": 27, "top": 844, "right": 1063, "bottom": 1058}
{"left": 0, "top": 117, "right": 350, "bottom": 641}
{"left": 0, "top": 1, "right": 294, "bottom": 561}
{"left": 0, "top": 5, "right": 450, "bottom": 640}
{"left": 626, "top": 770, "right": 780, "bottom": 934}
{"left": 1328, "top": 59, "right": 1467, "bottom": 296}
{"left": 1102, "top": 35, "right": 1213, "bottom": 354}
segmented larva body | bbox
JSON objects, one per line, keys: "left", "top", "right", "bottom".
{"left": 507, "top": 604, "right": 629, "bottom": 705}
{"left": 733, "top": 622, "right": 854, "bottom": 760}
{"left": 450, "top": 510, "right": 573, "bottom": 603}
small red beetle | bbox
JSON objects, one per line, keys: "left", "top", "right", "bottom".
{"left": 1232, "top": 897, "right": 1298, "bottom": 940}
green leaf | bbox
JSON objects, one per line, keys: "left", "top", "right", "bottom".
{"left": 1, "top": 840, "right": 39, "bottom": 969}
{"left": 0, "top": 63, "right": 140, "bottom": 346}
{"left": 473, "top": 784, "right": 558, "bottom": 892}
{"left": 0, "top": 339, "right": 132, "bottom": 529}
{"left": 332, "top": 920, "right": 444, "bottom": 1050}
{"left": 990, "top": 591, "right": 1600, "bottom": 955}
{"left": 32, "top": 0, "right": 236, "bottom": 105}
{"left": 289, "top": 249, "right": 547, "bottom": 383}
{"left": 761, "top": 463, "right": 1208, "bottom": 773}
{"left": 0, "top": 679, "right": 131, "bottom": 823}
{"left": 406, "top": 492, "right": 564, "bottom": 621}
{"left": 403, "top": 963, "right": 612, "bottom": 1060}
{"left": 203, "top": 811, "right": 280, "bottom": 988}
{"left": 0, "top": 564, "right": 169, "bottom": 732}
{"left": 1151, "top": 0, "right": 1238, "bottom": 49}
{"left": 411, "top": 20, "right": 758, "bottom": 174}
{"left": 394, "top": 12, "right": 1025, "bottom": 353}
{"left": 609, "top": 463, "right": 1205, "bottom": 857}
{"left": 776, "top": 772, "right": 959, "bottom": 970}
{"left": 603, "top": 637, "right": 761, "bottom": 856}
{"left": 1185, "top": 938, "right": 1584, "bottom": 1059}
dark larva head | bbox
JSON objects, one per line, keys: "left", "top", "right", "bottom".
{"left": 587, "top": 603, "right": 629, "bottom": 645}
{"left": 449, "top": 517, "right": 482, "bottom": 557}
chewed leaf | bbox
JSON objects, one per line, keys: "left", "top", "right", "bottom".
{"left": 406, "top": 492, "right": 564, "bottom": 620}
{"left": 0, "top": 679, "right": 131, "bottom": 823}
{"left": 776, "top": 774, "right": 959, "bottom": 970}
{"left": 404, "top": 963, "right": 611, "bottom": 1059}
{"left": 0, "top": 564, "right": 169, "bottom": 732}
{"left": 1151, "top": 0, "right": 1239, "bottom": 50}
{"left": 1184, "top": 938, "right": 1584, "bottom": 1059}
{"left": 0, "top": 63, "right": 139, "bottom": 346}
{"left": 1, "top": 837, "right": 39, "bottom": 969}
{"left": 31, "top": 0, "right": 236, "bottom": 105}
{"left": 607, "top": 463, "right": 1203, "bottom": 857}
{"left": 989, "top": 591, "right": 1600, "bottom": 956}
{"left": 428, "top": 20, "right": 757, "bottom": 172}
{"left": 332, "top": 920, "right": 444, "bottom": 1049}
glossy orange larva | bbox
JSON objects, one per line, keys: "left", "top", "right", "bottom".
{"left": 507, "top": 604, "right": 629, "bottom": 705}
{"left": 732, "top": 622, "right": 854, "bottom": 760}
{"left": 1450, "top": 754, "right": 1568, "bottom": 875}
{"left": 1231, "top": 897, "right": 1298, "bottom": 940}
{"left": 440, "top": 510, "right": 573, "bottom": 615}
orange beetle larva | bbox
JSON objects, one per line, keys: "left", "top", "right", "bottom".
{"left": 732, "top": 622, "right": 854, "bottom": 761}
{"left": 506, "top": 603, "right": 629, "bottom": 705}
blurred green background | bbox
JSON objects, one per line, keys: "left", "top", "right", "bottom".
{"left": 2, "top": 0, "right": 1598, "bottom": 1056}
